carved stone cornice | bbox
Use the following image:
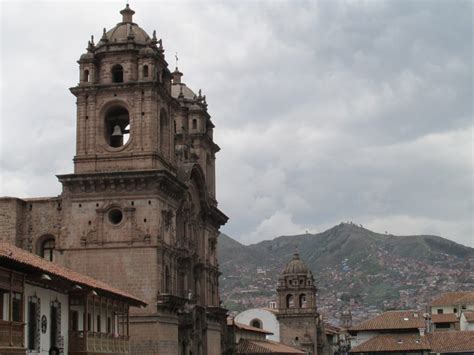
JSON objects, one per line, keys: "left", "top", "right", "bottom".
{"left": 207, "top": 206, "right": 228, "bottom": 228}
{"left": 205, "top": 306, "right": 228, "bottom": 323}
{"left": 156, "top": 294, "right": 187, "bottom": 313}
{"left": 57, "top": 169, "right": 186, "bottom": 200}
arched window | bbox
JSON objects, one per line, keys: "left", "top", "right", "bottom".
{"left": 165, "top": 266, "right": 170, "bottom": 293}
{"left": 105, "top": 107, "right": 130, "bottom": 147}
{"left": 143, "top": 65, "right": 149, "bottom": 78}
{"left": 250, "top": 318, "right": 262, "bottom": 329}
{"left": 41, "top": 238, "right": 55, "bottom": 262}
{"left": 84, "top": 69, "right": 90, "bottom": 83}
{"left": 299, "top": 294, "right": 307, "bottom": 308}
{"left": 286, "top": 294, "right": 294, "bottom": 308}
{"left": 111, "top": 64, "right": 124, "bottom": 83}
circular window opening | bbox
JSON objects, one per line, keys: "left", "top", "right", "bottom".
{"left": 105, "top": 107, "right": 130, "bottom": 148}
{"left": 108, "top": 209, "right": 123, "bottom": 225}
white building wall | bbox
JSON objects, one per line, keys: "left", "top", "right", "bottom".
{"left": 24, "top": 284, "right": 69, "bottom": 355}
{"left": 460, "top": 313, "right": 474, "bottom": 331}
{"left": 235, "top": 308, "right": 280, "bottom": 342}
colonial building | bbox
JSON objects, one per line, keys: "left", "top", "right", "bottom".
{"left": 429, "top": 291, "right": 474, "bottom": 332}
{"left": 0, "top": 4, "right": 228, "bottom": 355}
{"left": 0, "top": 242, "right": 146, "bottom": 355}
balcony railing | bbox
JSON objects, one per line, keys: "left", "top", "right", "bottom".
{"left": 0, "top": 321, "right": 24, "bottom": 348}
{"left": 69, "top": 330, "right": 129, "bottom": 353}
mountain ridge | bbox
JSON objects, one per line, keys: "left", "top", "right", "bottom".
{"left": 218, "top": 223, "right": 473, "bottom": 323}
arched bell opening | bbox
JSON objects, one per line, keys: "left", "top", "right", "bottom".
{"left": 299, "top": 293, "right": 307, "bottom": 308}
{"left": 104, "top": 107, "right": 130, "bottom": 148}
{"left": 111, "top": 64, "right": 124, "bottom": 83}
{"left": 286, "top": 294, "right": 295, "bottom": 308}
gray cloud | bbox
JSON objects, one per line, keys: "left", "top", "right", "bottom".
{"left": 1, "top": 0, "right": 472, "bottom": 246}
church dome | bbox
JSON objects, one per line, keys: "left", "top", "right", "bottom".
{"left": 171, "top": 83, "right": 196, "bottom": 100}
{"left": 103, "top": 22, "right": 150, "bottom": 44}
{"left": 96, "top": 5, "right": 152, "bottom": 47}
{"left": 283, "top": 252, "right": 310, "bottom": 275}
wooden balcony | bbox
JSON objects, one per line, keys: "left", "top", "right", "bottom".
{"left": 69, "top": 330, "right": 130, "bottom": 354}
{"left": 0, "top": 321, "right": 25, "bottom": 352}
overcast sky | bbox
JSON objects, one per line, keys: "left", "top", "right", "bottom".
{"left": 0, "top": 0, "right": 472, "bottom": 246}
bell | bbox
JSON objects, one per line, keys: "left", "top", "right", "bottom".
{"left": 112, "top": 125, "right": 123, "bottom": 137}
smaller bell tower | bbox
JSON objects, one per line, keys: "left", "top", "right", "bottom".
{"left": 277, "top": 252, "right": 319, "bottom": 355}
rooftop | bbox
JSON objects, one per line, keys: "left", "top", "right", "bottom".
{"left": 235, "top": 339, "right": 305, "bottom": 354}
{"left": 430, "top": 291, "right": 474, "bottom": 307}
{"left": 463, "top": 311, "right": 474, "bottom": 322}
{"left": 349, "top": 310, "right": 426, "bottom": 332}
{"left": 351, "top": 333, "right": 430, "bottom": 353}
{"left": 431, "top": 313, "right": 458, "bottom": 324}
{"left": 351, "top": 331, "right": 474, "bottom": 353}
{"left": 227, "top": 318, "right": 273, "bottom": 335}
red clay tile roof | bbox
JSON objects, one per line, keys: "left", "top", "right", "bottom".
{"left": 235, "top": 339, "right": 305, "bottom": 354}
{"left": 463, "top": 311, "right": 474, "bottom": 322}
{"left": 430, "top": 291, "right": 474, "bottom": 307}
{"left": 0, "top": 242, "right": 146, "bottom": 307}
{"left": 325, "top": 323, "right": 342, "bottom": 335}
{"left": 429, "top": 331, "right": 474, "bottom": 352}
{"left": 431, "top": 313, "right": 458, "bottom": 323}
{"left": 351, "top": 331, "right": 474, "bottom": 353}
{"left": 351, "top": 333, "right": 431, "bottom": 353}
{"left": 227, "top": 318, "right": 273, "bottom": 335}
{"left": 349, "top": 310, "right": 425, "bottom": 331}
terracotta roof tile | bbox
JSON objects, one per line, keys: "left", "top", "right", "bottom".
{"left": 227, "top": 318, "right": 273, "bottom": 335}
{"left": 0, "top": 242, "right": 146, "bottom": 306}
{"left": 235, "top": 339, "right": 305, "bottom": 354}
{"left": 431, "top": 313, "right": 458, "bottom": 323}
{"left": 351, "top": 331, "right": 474, "bottom": 353}
{"left": 463, "top": 311, "right": 474, "bottom": 322}
{"left": 351, "top": 333, "right": 430, "bottom": 353}
{"left": 325, "top": 323, "right": 342, "bottom": 335}
{"left": 428, "top": 331, "right": 474, "bottom": 352}
{"left": 349, "top": 310, "right": 425, "bottom": 331}
{"left": 430, "top": 291, "right": 474, "bottom": 307}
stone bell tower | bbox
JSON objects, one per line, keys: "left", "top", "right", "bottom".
{"left": 72, "top": 4, "right": 175, "bottom": 174}
{"left": 54, "top": 5, "right": 228, "bottom": 355}
{"left": 277, "top": 252, "right": 319, "bottom": 355}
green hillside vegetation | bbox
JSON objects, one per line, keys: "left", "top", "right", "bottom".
{"left": 218, "top": 223, "right": 473, "bottom": 313}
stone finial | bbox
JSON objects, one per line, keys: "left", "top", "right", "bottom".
{"left": 120, "top": 3, "right": 135, "bottom": 23}
{"left": 158, "top": 39, "right": 164, "bottom": 52}
{"left": 87, "top": 35, "right": 95, "bottom": 52}
{"left": 101, "top": 28, "right": 108, "bottom": 42}
{"left": 152, "top": 30, "right": 157, "bottom": 43}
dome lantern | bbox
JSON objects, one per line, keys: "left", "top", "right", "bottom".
{"left": 120, "top": 4, "right": 135, "bottom": 23}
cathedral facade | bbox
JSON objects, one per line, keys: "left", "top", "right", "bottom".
{"left": 0, "top": 5, "right": 228, "bottom": 355}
